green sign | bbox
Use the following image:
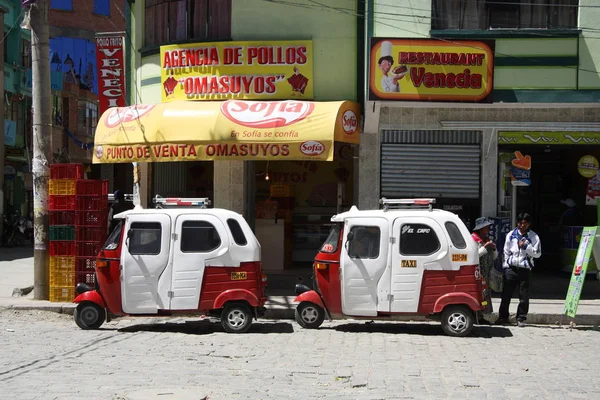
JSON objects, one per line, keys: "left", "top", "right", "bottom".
{"left": 564, "top": 226, "right": 598, "bottom": 318}
{"left": 499, "top": 131, "right": 600, "bottom": 145}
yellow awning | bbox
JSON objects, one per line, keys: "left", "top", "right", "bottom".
{"left": 93, "top": 100, "right": 360, "bottom": 163}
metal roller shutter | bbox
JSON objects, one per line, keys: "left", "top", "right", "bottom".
{"left": 381, "top": 130, "right": 481, "bottom": 199}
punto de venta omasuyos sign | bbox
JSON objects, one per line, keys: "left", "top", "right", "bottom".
{"left": 369, "top": 38, "right": 494, "bottom": 102}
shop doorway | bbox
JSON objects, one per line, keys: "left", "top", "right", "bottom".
{"left": 252, "top": 145, "right": 355, "bottom": 272}
{"left": 498, "top": 146, "right": 600, "bottom": 273}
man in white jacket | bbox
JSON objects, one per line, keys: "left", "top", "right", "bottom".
{"left": 497, "top": 213, "right": 542, "bottom": 327}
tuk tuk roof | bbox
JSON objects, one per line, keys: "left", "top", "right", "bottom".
{"left": 113, "top": 207, "right": 243, "bottom": 220}
{"left": 331, "top": 206, "right": 463, "bottom": 223}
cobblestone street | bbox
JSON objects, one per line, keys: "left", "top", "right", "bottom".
{"left": 1, "top": 309, "right": 599, "bottom": 400}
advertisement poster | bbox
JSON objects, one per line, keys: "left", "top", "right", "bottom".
{"left": 564, "top": 227, "right": 599, "bottom": 317}
{"left": 510, "top": 151, "right": 531, "bottom": 186}
{"left": 586, "top": 170, "right": 600, "bottom": 206}
{"left": 96, "top": 35, "right": 127, "bottom": 115}
{"left": 92, "top": 100, "right": 360, "bottom": 163}
{"left": 160, "top": 40, "right": 313, "bottom": 102}
{"left": 369, "top": 38, "right": 493, "bottom": 101}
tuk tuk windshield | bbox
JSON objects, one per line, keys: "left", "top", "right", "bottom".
{"left": 103, "top": 220, "right": 123, "bottom": 250}
{"left": 320, "top": 223, "right": 342, "bottom": 253}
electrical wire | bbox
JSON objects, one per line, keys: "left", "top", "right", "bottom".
{"left": 264, "top": 0, "right": 600, "bottom": 76}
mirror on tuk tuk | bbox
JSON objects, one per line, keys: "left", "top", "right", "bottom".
{"left": 345, "top": 231, "right": 354, "bottom": 254}
{"left": 126, "top": 229, "right": 133, "bottom": 248}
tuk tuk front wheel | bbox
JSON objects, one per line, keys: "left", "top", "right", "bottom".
{"left": 221, "top": 302, "right": 253, "bottom": 333}
{"left": 295, "top": 302, "right": 325, "bottom": 329}
{"left": 441, "top": 305, "right": 473, "bottom": 337}
{"left": 74, "top": 302, "right": 105, "bottom": 330}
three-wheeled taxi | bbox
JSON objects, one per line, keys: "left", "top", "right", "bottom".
{"left": 73, "top": 197, "right": 267, "bottom": 333}
{"left": 294, "top": 198, "right": 488, "bottom": 337}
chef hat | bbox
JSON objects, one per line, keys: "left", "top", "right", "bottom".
{"left": 378, "top": 41, "right": 394, "bottom": 64}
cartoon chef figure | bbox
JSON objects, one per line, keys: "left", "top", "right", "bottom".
{"left": 378, "top": 41, "right": 407, "bottom": 93}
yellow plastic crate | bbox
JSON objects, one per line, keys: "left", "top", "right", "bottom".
{"left": 49, "top": 286, "right": 75, "bottom": 302}
{"left": 50, "top": 271, "right": 75, "bottom": 287}
{"left": 49, "top": 179, "right": 76, "bottom": 195}
{"left": 49, "top": 256, "right": 75, "bottom": 273}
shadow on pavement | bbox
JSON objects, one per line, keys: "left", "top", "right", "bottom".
{"left": 331, "top": 322, "right": 514, "bottom": 338}
{"left": 0, "top": 246, "right": 33, "bottom": 262}
{"left": 116, "top": 319, "right": 294, "bottom": 335}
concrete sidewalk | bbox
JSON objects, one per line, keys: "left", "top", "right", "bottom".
{"left": 2, "top": 246, "right": 600, "bottom": 325}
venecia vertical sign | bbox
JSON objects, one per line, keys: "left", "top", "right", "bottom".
{"left": 96, "top": 35, "right": 126, "bottom": 115}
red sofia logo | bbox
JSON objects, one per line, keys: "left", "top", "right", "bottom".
{"left": 342, "top": 110, "right": 358, "bottom": 134}
{"left": 105, "top": 105, "right": 156, "bottom": 128}
{"left": 300, "top": 141, "right": 325, "bottom": 156}
{"left": 220, "top": 100, "right": 314, "bottom": 129}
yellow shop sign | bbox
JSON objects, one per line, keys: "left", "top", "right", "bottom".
{"left": 369, "top": 38, "right": 493, "bottom": 102}
{"left": 160, "top": 40, "right": 313, "bottom": 102}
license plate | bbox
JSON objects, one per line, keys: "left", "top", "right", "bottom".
{"left": 231, "top": 272, "right": 247, "bottom": 280}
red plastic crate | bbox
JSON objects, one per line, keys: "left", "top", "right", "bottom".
{"left": 76, "top": 196, "right": 108, "bottom": 211}
{"left": 49, "top": 211, "right": 75, "bottom": 226}
{"left": 76, "top": 256, "right": 97, "bottom": 272}
{"left": 75, "top": 271, "right": 96, "bottom": 286}
{"left": 50, "top": 164, "right": 84, "bottom": 180}
{"left": 48, "top": 195, "right": 76, "bottom": 211}
{"left": 76, "top": 241, "right": 102, "bottom": 258}
{"left": 75, "top": 211, "right": 108, "bottom": 227}
{"left": 76, "top": 180, "right": 108, "bottom": 196}
{"left": 49, "top": 241, "right": 76, "bottom": 256}
{"left": 76, "top": 226, "right": 107, "bottom": 243}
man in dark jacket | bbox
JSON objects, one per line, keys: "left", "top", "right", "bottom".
{"left": 109, "top": 190, "right": 134, "bottom": 232}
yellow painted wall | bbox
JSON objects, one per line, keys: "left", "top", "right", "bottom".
{"left": 132, "top": 0, "right": 357, "bottom": 104}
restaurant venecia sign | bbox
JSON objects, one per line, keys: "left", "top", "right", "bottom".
{"left": 96, "top": 35, "right": 127, "bottom": 115}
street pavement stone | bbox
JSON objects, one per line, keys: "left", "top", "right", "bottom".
{"left": 0, "top": 310, "right": 600, "bottom": 399}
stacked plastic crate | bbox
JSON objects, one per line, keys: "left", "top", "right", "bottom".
{"left": 48, "top": 164, "right": 109, "bottom": 302}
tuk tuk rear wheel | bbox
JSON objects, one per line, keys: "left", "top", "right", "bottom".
{"left": 74, "top": 302, "right": 105, "bottom": 330}
{"left": 441, "top": 305, "right": 473, "bottom": 337}
{"left": 295, "top": 302, "right": 325, "bottom": 329}
{"left": 221, "top": 302, "right": 253, "bottom": 333}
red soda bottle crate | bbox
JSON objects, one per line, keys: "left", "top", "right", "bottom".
{"left": 76, "top": 226, "right": 107, "bottom": 242}
{"left": 76, "top": 256, "right": 97, "bottom": 272}
{"left": 49, "top": 211, "right": 75, "bottom": 226}
{"left": 76, "top": 196, "right": 108, "bottom": 211}
{"left": 75, "top": 210, "right": 108, "bottom": 227}
{"left": 76, "top": 180, "right": 108, "bottom": 196}
{"left": 49, "top": 286, "right": 75, "bottom": 302}
{"left": 49, "top": 179, "right": 76, "bottom": 195}
{"left": 75, "top": 271, "right": 96, "bottom": 286}
{"left": 76, "top": 241, "right": 103, "bottom": 258}
{"left": 50, "top": 164, "right": 84, "bottom": 180}
{"left": 49, "top": 241, "right": 76, "bottom": 257}
{"left": 48, "top": 195, "right": 76, "bottom": 211}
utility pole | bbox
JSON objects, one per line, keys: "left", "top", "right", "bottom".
{"left": 27, "top": 0, "right": 51, "bottom": 300}
{"left": 0, "top": 6, "right": 7, "bottom": 246}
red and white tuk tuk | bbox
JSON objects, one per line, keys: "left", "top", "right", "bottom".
{"left": 294, "top": 198, "right": 488, "bottom": 337}
{"left": 73, "top": 197, "right": 268, "bottom": 333}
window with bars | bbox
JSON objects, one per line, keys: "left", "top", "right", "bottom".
{"left": 77, "top": 100, "right": 98, "bottom": 137}
{"left": 431, "top": 0, "right": 579, "bottom": 30}
{"left": 144, "top": 0, "right": 232, "bottom": 47}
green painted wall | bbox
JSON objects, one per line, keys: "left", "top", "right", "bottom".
{"left": 372, "top": 0, "right": 600, "bottom": 94}
{"left": 373, "top": 0, "right": 431, "bottom": 38}
{"left": 133, "top": 0, "right": 357, "bottom": 103}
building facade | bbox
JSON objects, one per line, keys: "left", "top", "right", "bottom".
{"left": 1, "top": 0, "right": 32, "bottom": 231}
{"left": 121, "top": 0, "right": 362, "bottom": 271}
{"left": 48, "top": 0, "right": 126, "bottom": 190}
{"left": 360, "top": 0, "right": 600, "bottom": 273}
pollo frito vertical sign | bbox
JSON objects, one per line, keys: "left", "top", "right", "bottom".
{"left": 160, "top": 40, "right": 314, "bottom": 102}
{"left": 96, "top": 35, "right": 127, "bottom": 115}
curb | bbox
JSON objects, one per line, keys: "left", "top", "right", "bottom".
{"left": 2, "top": 302, "right": 599, "bottom": 326}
